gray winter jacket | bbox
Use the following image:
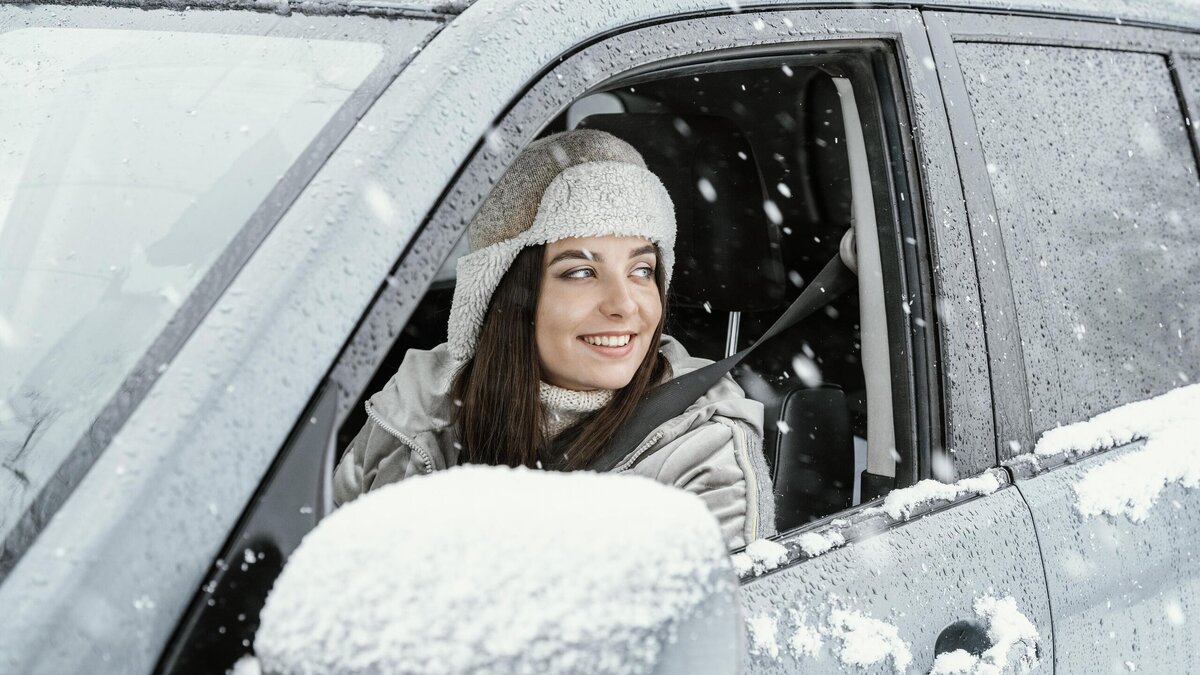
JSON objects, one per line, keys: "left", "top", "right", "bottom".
{"left": 333, "top": 336, "right": 776, "bottom": 549}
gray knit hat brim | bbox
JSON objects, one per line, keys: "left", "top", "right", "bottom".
{"left": 448, "top": 160, "right": 676, "bottom": 361}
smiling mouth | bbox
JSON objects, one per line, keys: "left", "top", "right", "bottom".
{"left": 580, "top": 333, "right": 635, "bottom": 347}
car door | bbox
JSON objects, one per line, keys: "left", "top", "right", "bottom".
{"left": 705, "top": 10, "right": 1053, "bottom": 673}
{"left": 927, "top": 11, "right": 1200, "bottom": 673}
{"left": 316, "top": 6, "right": 1054, "bottom": 674}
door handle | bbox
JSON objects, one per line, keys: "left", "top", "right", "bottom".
{"left": 935, "top": 619, "right": 991, "bottom": 657}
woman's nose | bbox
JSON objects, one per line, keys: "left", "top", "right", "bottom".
{"left": 598, "top": 277, "right": 639, "bottom": 317}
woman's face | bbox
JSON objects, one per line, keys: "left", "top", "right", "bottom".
{"left": 535, "top": 236, "right": 663, "bottom": 391}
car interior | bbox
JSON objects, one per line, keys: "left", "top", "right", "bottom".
{"left": 336, "top": 55, "right": 901, "bottom": 533}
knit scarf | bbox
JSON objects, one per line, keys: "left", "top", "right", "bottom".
{"left": 539, "top": 382, "right": 614, "bottom": 439}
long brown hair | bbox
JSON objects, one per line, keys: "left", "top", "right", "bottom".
{"left": 451, "top": 243, "right": 671, "bottom": 471}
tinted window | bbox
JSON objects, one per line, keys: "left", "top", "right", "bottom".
{"left": 957, "top": 43, "right": 1200, "bottom": 434}
{"left": 0, "top": 28, "right": 381, "bottom": 542}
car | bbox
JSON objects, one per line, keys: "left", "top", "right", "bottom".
{"left": 1, "top": 0, "right": 1197, "bottom": 672}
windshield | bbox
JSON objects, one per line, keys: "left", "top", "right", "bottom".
{"left": 0, "top": 27, "right": 382, "bottom": 541}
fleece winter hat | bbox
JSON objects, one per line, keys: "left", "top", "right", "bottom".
{"left": 447, "top": 128, "right": 677, "bottom": 360}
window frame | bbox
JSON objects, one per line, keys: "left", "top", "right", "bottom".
{"left": 326, "top": 7, "right": 987, "bottom": 552}
{"left": 925, "top": 10, "right": 1200, "bottom": 465}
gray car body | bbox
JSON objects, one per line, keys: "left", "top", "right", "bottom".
{"left": 0, "top": 0, "right": 1197, "bottom": 673}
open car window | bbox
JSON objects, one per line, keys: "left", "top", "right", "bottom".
{"left": 338, "top": 50, "right": 924, "bottom": 535}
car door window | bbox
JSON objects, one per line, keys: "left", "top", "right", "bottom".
{"left": 340, "top": 60, "right": 921, "bottom": 530}
{"left": 0, "top": 25, "right": 381, "bottom": 551}
{"left": 954, "top": 41, "right": 1199, "bottom": 438}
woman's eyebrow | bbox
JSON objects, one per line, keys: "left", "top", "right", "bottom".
{"left": 547, "top": 249, "right": 601, "bottom": 266}
{"left": 629, "top": 244, "right": 656, "bottom": 258}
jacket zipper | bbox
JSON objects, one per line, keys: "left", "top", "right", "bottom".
{"left": 729, "top": 422, "right": 759, "bottom": 539}
{"left": 364, "top": 400, "right": 435, "bottom": 475}
{"left": 614, "top": 430, "right": 665, "bottom": 473}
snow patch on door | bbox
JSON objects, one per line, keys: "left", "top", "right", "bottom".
{"left": 787, "top": 606, "right": 823, "bottom": 659}
{"left": 1033, "top": 383, "right": 1200, "bottom": 522}
{"left": 827, "top": 608, "right": 913, "bottom": 674}
{"left": 795, "top": 529, "right": 846, "bottom": 556}
{"left": 731, "top": 529, "right": 848, "bottom": 579}
{"left": 747, "top": 613, "right": 781, "bottom": 659}
{"left": 867, "top": 473, "right": 1003, "bottom": 521}
{"left": 731, "top": 538, "right": 789, "bottom": 577}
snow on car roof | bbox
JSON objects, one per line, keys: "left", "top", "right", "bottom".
{"left": 253, "top": 465, "right": 735, "bottom": 674}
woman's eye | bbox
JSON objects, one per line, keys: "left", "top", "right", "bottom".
{"left": 563, "top": 268, "right": 594, "bottom": 279}
{"left": 632, "top": 265, "right": 655, "bottom": 279}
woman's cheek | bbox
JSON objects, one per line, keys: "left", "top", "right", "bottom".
{"left": 637, "top": 287, "right": 663, "bottom": 326}
{"left": 538, "top": 282, "right": 585, "bottom": 344}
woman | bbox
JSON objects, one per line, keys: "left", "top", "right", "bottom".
{"left": 334, "top": 128, "right": 775, "bottom": 549}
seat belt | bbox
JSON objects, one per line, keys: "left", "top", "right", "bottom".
{"left": 588, "top": 253, "right": 857, "bottom": 472}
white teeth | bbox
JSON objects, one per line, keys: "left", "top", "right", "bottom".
{"left": 584, "top": 334, "right": 631, "bottom": 347}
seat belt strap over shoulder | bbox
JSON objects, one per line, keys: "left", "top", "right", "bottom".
{"left": 591, "top": 253, "right": 857, "bottom": 473}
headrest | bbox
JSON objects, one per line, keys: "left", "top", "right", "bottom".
{"left": 577, "top": 113, "right": 785, "bottom": 313}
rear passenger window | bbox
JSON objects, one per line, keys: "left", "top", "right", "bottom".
{"left": 956, "top": 44, "right": 1200, "bottom": 434}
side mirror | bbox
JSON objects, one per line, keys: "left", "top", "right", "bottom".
{"left": 246, "top": 466, "right": 744, "bottom": 674}
{"left": 652, "top": 576, "right": 744, "bottom": 674}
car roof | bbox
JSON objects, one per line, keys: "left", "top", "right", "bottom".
{"left": 17, "top": 0, "right": 1200, "bottom": 33}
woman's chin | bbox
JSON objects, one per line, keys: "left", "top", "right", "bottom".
{"left": 592, "top": 374, "right": 637, "bottom": 391}
{"left": 557, "top": 368, "right": 637, "bottom": 392}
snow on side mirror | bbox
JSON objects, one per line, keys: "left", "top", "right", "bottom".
{"left": 247, "top": 466, "right": 744, "bottom": 674}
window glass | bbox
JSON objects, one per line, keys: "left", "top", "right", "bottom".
{"left": 0, "top": 27, "right": 382, "bottom": 540}
{"left": 956, "top": 44, "right": 1200, "bottom": 434}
